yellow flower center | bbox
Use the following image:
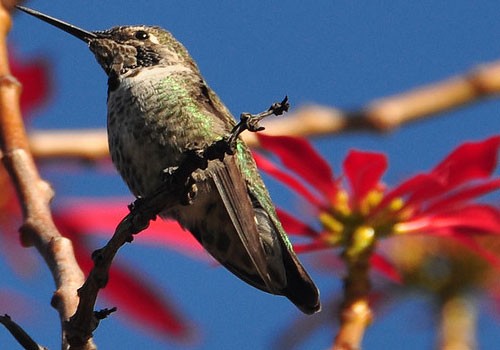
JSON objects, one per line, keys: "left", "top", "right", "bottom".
{"left": 319, "top": 188, "right": 408, "bottom": 249}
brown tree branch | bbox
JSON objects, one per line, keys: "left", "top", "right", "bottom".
{"left": 0, "top": 314, "right": 48, "bottom": 350}
{"left": 249, "top": 60, "right": 500, "bottom": 139}
{"left": 26, "top": 59, "right": 500, "bottom": 162}
{"left": 66, "top": 179, "right": 182, "bottom": 347}
{"left": 1, "top": 5, "right": 92, "bottom": 350}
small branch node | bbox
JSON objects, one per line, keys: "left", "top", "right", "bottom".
{"left": 228, "top": 96, "right": 289, "bottom": 148}
{"left": 0, "top": 73, "right": 20, "bottom": 87}
{"left": 94, "top": 307, "right": 117, "bottom": 321}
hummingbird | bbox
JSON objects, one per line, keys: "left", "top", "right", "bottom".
{"left": 17, "top": 6, "right": 320, "bottom": 314}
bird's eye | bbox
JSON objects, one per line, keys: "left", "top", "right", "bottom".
{"left": 135, "top": 30, "right": 149, "bottom": 40}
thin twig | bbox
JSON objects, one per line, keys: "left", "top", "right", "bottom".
{"left": 65, "top": 99, "right": 286, "bottom": 347}
{"left": 25, "top": 60, "right": 500, "bottom": 162}
{"left": 248, "top": 60, "right": 500, "bottom": 139}
{"left": 1, "top": 5, "right": 91, "bottom": 350}
{"left": 28, "top": 129, "right": 110, "bottom": 161}
{"left": 0, "top": 314, "right": 48, "bottom": 350}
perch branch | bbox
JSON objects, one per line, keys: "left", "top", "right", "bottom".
{"left": 65, "top": 98, "right": 286, "bottom": 347}
{"left": 1, "top": 5, "right": 91, "bottom": 350}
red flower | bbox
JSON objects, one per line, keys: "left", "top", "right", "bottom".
{"left": 10, "top": 46, "right": 51, "bottom": 116}
{"left": 255, "top": 134, "right": 500, "bottom": 277}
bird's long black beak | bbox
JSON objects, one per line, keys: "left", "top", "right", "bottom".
{"left": 16, "top": 6, "right": 98, "bottom": 43}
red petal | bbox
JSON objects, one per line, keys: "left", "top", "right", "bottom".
{"left": 276, "top": 208, "right": 319, "bottom": 237}
{"left": 450, "top": 234, "right": 500, "bottom": 271}
{"left": 54, "top": 199, "right": 128, "bottom": 232}
{"left": 407, "top": 204, "right": 500, "bottom": 235}
{"left": 370, "top": 253, "right": 402, "bottom": 283}
{"left": 54, "top": 199, "right": 206, "bottom": 258}
{"left": 343, "top": 150, "right": 387, "bottom": 204}
{"left": 404, "top": 176, "right": 449, "bottom": 210}
{"left": 9, "top": 48, "right": 51, "bottom": 116}
{"left": 253, "top": 152, "right": 324, "bottom": 207}
{"left": 431, "top": 135, "right": 500, "bottom": 188}
{"left": 257, "top": 134, "right": 337, "bottom": 199}
{"left": 378, "top": 136, "right": 500, "bottom": 213}
{"left": 374, "top": 173, "right": 441, "bottom": 215}
{"left": 412, "top": 136, "right": 500, "bottom": 205}
{"left": 423, "top": 179, "right": 500, "bottom": 214}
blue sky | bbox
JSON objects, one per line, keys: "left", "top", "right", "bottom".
{"left": 3, "top": 1, "right": 500, "bottom": 349}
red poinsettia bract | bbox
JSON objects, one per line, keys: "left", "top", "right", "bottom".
{"left": 254, "top": 134, "right": 500, "bottom": 276}
{"left": 10, "top": 46, "right": 51, "bottom": 116}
